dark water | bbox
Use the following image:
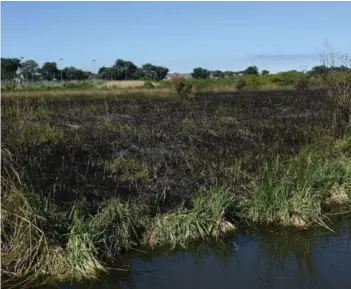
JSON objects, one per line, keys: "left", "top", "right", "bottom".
{"left": 61, "top": 222, "right": 351, "bottom": 289}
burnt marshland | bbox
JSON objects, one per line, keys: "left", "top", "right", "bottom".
{"left": 1, "top": 88, "right": 351, "bottom": 288}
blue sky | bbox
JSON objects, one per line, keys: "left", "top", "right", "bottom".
{"left": 2, "top": 1, "right": 351, "bottom": 73}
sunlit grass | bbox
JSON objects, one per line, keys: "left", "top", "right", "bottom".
{"left": 149, "top": 188, "right": 238, "bottom": 249}
{"left": 246, "top": 141, "right": 351, "bottom": 229}
{"left": 1, "top": 150, "right": 104, "bottom": 288}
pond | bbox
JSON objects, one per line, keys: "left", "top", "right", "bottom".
{"left": 59, "top": 220, "right": 351, "bottom": 289}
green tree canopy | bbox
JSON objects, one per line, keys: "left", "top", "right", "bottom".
{"left": 40, "top": 62, "right": 58, "bottom": 81}
{"left": 309, "top": 65, "right": 329, "bottom": 76}
{"left": 212, "top": 70, "right": 225, "bottom": 78}
{"left": 1, "top": 58, "right": 21, "bottom": 80}
{"left": 192, "top": 67, "right": 211, "bottom": 79}
{"left": 113, "top": 59, "right": 138, "bottom": 80}
{"left": 21, "top": 60, "right": 39, "bottom": 80}
{"left": 243, "top": 66, "right": 259, "bottom": 76}
{"left": 136, "top": 63, "right": 169, "bottom": 81}
{"left": 62, "top": 66, "right": 91, "bottom": 81}
{"left": 98, "top": 67, "right": 114, "bottom": 80}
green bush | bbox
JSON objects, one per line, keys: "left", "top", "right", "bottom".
{"left": 174, "top": 79, "right": 193, "bottom": 102}
{"left": 235, "top": 78, "right": 247, "bottom": 91}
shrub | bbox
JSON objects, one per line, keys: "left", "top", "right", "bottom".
{"left": 295, "top": 75, "right": 310, "bottom": 91}
{"left": 249, "top": 75, "right": 261, "bottom": 89}
{"left": 271, "top": 76, "right": 284, "bottom": 85}
{"left": 173, "top": 79, "right": 193, "bottom": 103}
{"left": 235, "top": 78, "right": 247, "bottom": 91}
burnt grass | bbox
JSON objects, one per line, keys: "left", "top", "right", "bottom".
{"left": 1, "top": 89, "right": 334, "bottom": 215}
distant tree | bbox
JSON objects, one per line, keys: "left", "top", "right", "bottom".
{"left": 83, "top": 71, "right": 93, "bottom": 80}
{"left": 137, "top": 63, "right": 157, "bottom": 80}
{"left": 309, "top": 65, "right": 329, "bottom": 76}
{"left": 61, "top": 66, "right": 90, "bottom": 81}
{"left": 212, "top": 70, "right": 225, "bottom": 78}
{"left": 98, "top": 67, "right": 114, "bottom": 80}
{"left": 98, "top": 66, "right": 108, "bottom": 75}
{"left": 40, "top": 62, "right": 58, "bottom": 81}
{"left": 192, "top": 67, "right": 211, "bottom": 79}
{"left": 113, "top": 59, "right": 138, "bottom": 80}
{"left": 134, "top": 64, "right": 169, "bottom": 81}
{"left": 133, "top": 68, "right": 147, "bottom": 80}
{"left": 154, "top": 66, "right": 169, "bottom": 81}
{"left": 21, "top": 60, "right": 39, "bottom": 80}
{"left": 243, "top": 66, "right": 259, "bottom": 76}
{"left": 62, "top": 67, "right": 75, "bottom": 80}
{"left": 223, "top": 71, "right": 237, "bottom": 78}
{"left": 262, "top": 70, "right": 269, "bottom": 76}
{"left": 331, "top": 65, "right": 347, "bottom": 72}
{"left": 1, "top": 58, "right": 21, "bottom": 80}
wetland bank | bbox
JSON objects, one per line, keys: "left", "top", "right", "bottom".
{"left": 1, "top": 87, "right": 351, "bottom": 288}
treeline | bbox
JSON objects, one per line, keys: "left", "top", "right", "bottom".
{"left": 2, "top": 57, "right": 350, "bottom": 82}
{"left": 1, "top": 58, "right": 93, "bottom": 81}
{"left": 190, "top": 65, "right": 351, "bottom": 79}
{"left": 191, "top": 66, "right": 264, "bottom": 79}
{"left": 98, "top": 60, "right": 169, "bottom": 81}
{"left": 1, "top": 58, "right": 169, "bottom": 82}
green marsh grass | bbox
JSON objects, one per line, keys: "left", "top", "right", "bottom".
{"left": 87, "top": 198, "right": 147, "bottom": 259}
{"left": 1, "top": 150, "right": 105, "bottom": 288}
{"left": 246, "top": 140, "right": 351, "bottom": 229}
{"left": 149, "top": 188, "right": 238, "bottom": 249}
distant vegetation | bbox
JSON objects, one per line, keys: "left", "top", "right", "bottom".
{"left": 2, "top": 56, "right": 350, "bottom": 88}
{"left": 1, "top": 57, "right": 169, "bottom": 82}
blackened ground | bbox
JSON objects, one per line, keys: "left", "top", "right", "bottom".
{"left": 1, "top": 89, "right": 334, "bottom": 214}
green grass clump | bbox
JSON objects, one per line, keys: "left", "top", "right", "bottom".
{"left": 1, "top": 150, "right": 104, "bottom": 288}
{"left": 87, "top": 198, "right": 147, "bottom": 259}
{"left": 149, "top": 188, "right": 238, "bottom": 249}
{"left": 335, "top": 136, "right": 351, "bottom": 155}
{"left": 30, "top": 107, "right": 56, "bottom": 120}
{"left": 66, "top": 208, "right": 106, "bottom": 277}
{"left": 246, "top": 142, "right": 351, "bottom": 229}
{"left": 7, "top": 121, "right": 64, "bottom": 147}
{"left": 98, "top": 116, "right": 141, "bottom": 136}
{"left": 1, "top": 190, "right": 105, "bottom": 288}
{"left": 104, "top": 157, "right": 149, "bottom": 181}
{"left": 2, "top": 106, "right": 21, "bottom": 119}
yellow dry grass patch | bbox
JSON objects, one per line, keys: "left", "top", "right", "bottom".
{"left": 100, "top": 80, "right": 146, "bottom": 89}
{"left": 325, "top": 185, "right": 350, "bottom": 205}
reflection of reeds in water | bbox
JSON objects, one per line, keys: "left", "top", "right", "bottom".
{"left": 254, "top": 229, "right": 340, "bottom": 287}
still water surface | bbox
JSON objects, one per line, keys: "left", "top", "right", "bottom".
{"left": 61, "top": 222, "right": 351, "bottom": 289}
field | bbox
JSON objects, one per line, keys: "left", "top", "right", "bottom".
{"left": 1, "top": 87, "right": 351, "bottom": 287}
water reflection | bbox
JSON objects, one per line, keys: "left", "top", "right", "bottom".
{"left": 63, "top": 222, "right": 351, "bottom": 289}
